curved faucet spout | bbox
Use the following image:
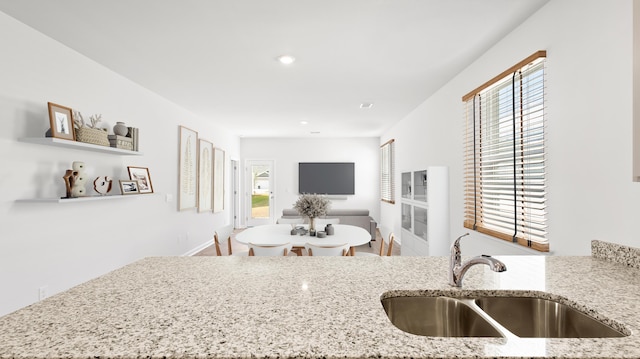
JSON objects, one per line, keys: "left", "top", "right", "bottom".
{"left": 449, "top": 233, "right": 506, "bottom": 287}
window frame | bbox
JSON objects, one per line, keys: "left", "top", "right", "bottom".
{"left": 463, "top": 51, "right": 548, "bottom": 252}
{"left": 380, "top": 139, "right": 395, "bottom": 204}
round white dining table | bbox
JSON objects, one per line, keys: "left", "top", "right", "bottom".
{"left": 235, "top": 224, "right": 371, "bottom": 256}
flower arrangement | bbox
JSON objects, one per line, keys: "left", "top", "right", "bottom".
{"left": 294, "top": 193, "right": 331, "bottom": 219}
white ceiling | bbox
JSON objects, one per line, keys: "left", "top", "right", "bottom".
{"left": 0, "top": 0, "right": 548, "bottom": 138}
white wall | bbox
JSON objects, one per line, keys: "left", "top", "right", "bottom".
{"left": 634, "top": 0, "right": 640, "bottom": 182}
{"left": 240, "top": 137, "right": 380, "bottom": 224}
{"left": 0, "top": 12, "right": 240, "bottom": 316}
{"left": 380, "top": 0, "right": 638, "bottom": 256}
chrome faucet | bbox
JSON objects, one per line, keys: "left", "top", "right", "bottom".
{"left": 449, "top": 233, "right": 507, "bottom": 287}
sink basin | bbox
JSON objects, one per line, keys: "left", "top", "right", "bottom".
{"left": 381, "top": 292, "right": 628, "bottom": 338}
{"left": 381, "top": 296, "right": 502, "bottom": 337}
{"left": 474, "top": 296, "right": 626, "bottom": 338}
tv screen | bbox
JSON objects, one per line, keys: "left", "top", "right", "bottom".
{"left": 298, "top": 162, "right": 355, "bottom": 195}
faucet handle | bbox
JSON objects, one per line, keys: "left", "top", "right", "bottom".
{"left": 451, "top": 233, "right": 470, "bottom": 252}
{"left": 450, "top": 233, "right": 470, "bottom": 272}
{"left": 454, "top": 232, "right": 470, "bottom": 244}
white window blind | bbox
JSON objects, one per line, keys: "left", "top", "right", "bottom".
{"left": 463, "top": 51, "right": 548, "bottom": 252}
{"left": 380, "top": 139, "right": 395, "bottom": 204}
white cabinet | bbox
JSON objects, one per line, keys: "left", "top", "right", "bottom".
{"left": 400, "top": 166, "right": 449, "bottom": 256}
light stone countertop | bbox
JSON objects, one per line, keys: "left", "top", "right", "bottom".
{"left": 1, "top": 250, "right": 639, "bottom": 358}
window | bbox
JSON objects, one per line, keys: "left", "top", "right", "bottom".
{"left": 380, "top": 139, "right": 395, "bottom": 204}
{"left": 463, "top": 51, "right": 548, "bottom": 252}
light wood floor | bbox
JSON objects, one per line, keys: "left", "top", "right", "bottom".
{"left": 194, "top": 228, "right": 401, "bottom": 256}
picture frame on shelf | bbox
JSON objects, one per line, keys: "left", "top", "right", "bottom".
{"left": 179, "top": 126, "right": 198, "bottom": 210}
{"left": 119, "top": 180, "right": 140, "bottom": 195}
{"left": 197, "top": 139, "right": 213, "bottom": 212}
{"left": 127, "top": 166, "right": 154, "bottom": 194}
{"left": 213, "top": 147, "right": 225, "bottom": 212}
{"left": 47, "top": 102, "right": 75, "bottom": 141}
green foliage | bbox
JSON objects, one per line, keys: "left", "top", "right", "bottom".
{"left": 252, "top": 194, "right": 269, "bottom": 208}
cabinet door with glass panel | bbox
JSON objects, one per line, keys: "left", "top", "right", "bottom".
{"left": 401, "top": 170, "right": 427, "bottom": 202}
{"left": 400, "top": 167, "right": 449, "bottom": 256}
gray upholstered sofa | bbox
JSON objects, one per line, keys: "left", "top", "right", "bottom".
{"left": 281, "top": 209, "right": 377, "bottom": 240}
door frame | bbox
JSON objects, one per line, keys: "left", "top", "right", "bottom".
{"left": 231, "top": 158, "right": 240, "bottom": 229}
{"left": 245, "top": 159, "right": 275, "bottom": 227}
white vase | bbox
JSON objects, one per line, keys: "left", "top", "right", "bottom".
{"left": 113, "top": 122, "right": 129, "bottom": 136}
{"left": 70, "top": 161, "right": 87, "bottom": 198}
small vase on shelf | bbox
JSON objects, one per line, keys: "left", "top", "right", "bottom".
{"left": 69, "top": 161, "right": 87, "bottom": 198}
{"left": 113, "top": 122, "right": 129, "bottom": 136}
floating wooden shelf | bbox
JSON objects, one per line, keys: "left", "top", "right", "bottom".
{"left": 16, "top": 195, "right": 139, "bottom": 203}
{"left": 19, "top": 137, "right": 143, "bottom": 155}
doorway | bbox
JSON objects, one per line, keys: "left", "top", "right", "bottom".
{"left": 231, "top": 159, "right": 240, "bottom": 229}
{"left": 245, "top": 160, "right": 274, "bottom": 227}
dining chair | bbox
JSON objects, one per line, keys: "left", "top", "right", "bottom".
{"left": 305, "top": 242, "right": 350, "bottom": 256}
{"left": 248, "top": 242, "right": 293, "bottom": 256}
{"left": 277, "top": 217, "right": 305, "bottom": 224}
{"left": 276, "top": 217, "right": 306, "bottom": 256}
{"left": 214, "top": 224, "right": 248, "bottom": 256}
{"left": 376, "top": 232, "right": 395, "bottom": 256}
{"left": 355, "top": 231, "right": 395, "bottom": 256}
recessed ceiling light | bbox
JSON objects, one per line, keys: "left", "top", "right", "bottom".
{"left": 360, "top": 103, "right": 374, "bottom": 109}
{"left": 311, "top": 131, "right": 321, "bottom": 134}
{"left": 300, "top": 121, "right": 308, "bottom": 125}
{"left": 277, "top": 55, "right": 295, "bottom": 65}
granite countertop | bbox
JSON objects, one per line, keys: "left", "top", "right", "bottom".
{"left": 1, "top": 243, "right": 639, "bottom": 358}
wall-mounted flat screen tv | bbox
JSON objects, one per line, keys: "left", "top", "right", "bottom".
{"left": 298, "top": 162, "right": 355, "bottom": 195}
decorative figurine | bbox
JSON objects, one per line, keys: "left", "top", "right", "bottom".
{"left": 62, "top": 170, "right": 74, "bottom": 199}
{"left": 70, "top": 161, "right": 87, "bottom": 198}
{"left": 93, "top": 176, "right": 113, "bottom": 196}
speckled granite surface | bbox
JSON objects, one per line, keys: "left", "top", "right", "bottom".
{"left": 592, "top": 239, "right": 640, "bottom": 269}
{"left": 1, "top": 254, "right": 639, "bottom": 359}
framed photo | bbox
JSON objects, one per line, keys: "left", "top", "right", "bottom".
{"left": 127, "top": 166, "right": 154, "bottom": 194}
{"left": 119, "top": 180, "right": 140, "bottom": 195}
{"left": 213, "top": 147, "right": 225, "bottom": 212}
{"left": 179, "top": 126, "right": 198, "bottom": 210}
{"left": 198, "top": 139, "right": 213, "bottom": 212}
{"left": 47, "top": 102, "right": 75, "bottom": 141}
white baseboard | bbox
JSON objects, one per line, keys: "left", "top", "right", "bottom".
{"left": 183, "top": 239, "right": 214, "bottom": 256}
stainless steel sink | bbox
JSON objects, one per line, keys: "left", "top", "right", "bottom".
{"left": 381, "top": 293, "right": 628, "bottom": 338}
{"left": 381, "top": 296, "right": 502, "bottom": 337}
{"left": 474, "top": 296, "right": 626, "bottom": 338}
